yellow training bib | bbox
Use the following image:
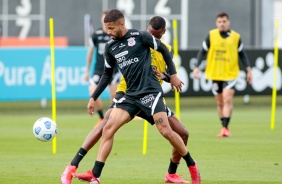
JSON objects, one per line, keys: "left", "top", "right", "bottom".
{"left": 206, "top": 29, "right": 240, "bottom": 81}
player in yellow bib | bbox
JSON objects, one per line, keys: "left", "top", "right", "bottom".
{"left": 62, "top": 16, "right": 200, "bottom": 184}
{"left": 193, "top": 12, "right": 252, "bottom": 138}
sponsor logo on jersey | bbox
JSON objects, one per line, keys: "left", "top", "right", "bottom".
{"left": 118, "top": 57, "right": 139, "bottom": 69}
{"left": 114, "top": 50, "right": 128, "bottom": 58}
{"left": 119, "top": 43, "right": 126, "bottom": 48}
{"left": 130, "top": 32, "right": 139, "bottom": 36}
{"left": 127, "top": 37, "right": 136, "bottom": 46}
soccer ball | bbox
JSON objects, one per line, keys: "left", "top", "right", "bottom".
{"left": 33, "top": 117, "right": 57, "bottom": 142}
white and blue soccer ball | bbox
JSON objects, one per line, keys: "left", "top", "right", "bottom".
{"left": 33, "top": 117, "right": 57, "bottom": 142}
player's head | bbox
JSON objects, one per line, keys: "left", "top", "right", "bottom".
{"left": 215, "top": 12, "right": 230, "bottom": 32}
{"left": 104, "top": 9, "right": 126, "bottom": 40}
{"left": 147, "top": 16, "right": 166, "bottom": 39}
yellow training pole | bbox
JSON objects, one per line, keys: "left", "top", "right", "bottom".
{"left": 142, "top": 120, "right": 148, "bottom": 155}
{"left": 271, "top": 20, "right": 279, "bottom": 130}
{"left": 49, "top": 18, "right": 57, "bottom": 153}
{"left": 173, "top": 20, "right": 180, "bottom": 119}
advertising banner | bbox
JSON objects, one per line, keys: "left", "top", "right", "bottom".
{"left": 0, "top": 47, "right": 109, "bottom": 101}
{"left": 162, "top": 49, "right": 282, "bottom": 96}
{"left": 0, "top": 47, "right": 281, "bottom": 101}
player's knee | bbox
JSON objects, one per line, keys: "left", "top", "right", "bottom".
{"left": 182, "top": 130, "right": 189, "bottom": 145}
{"left": 159, "top": 129, "right": 174, "bottom": 140}
{"left": 102, "top": 124, "right": 115, "bottom": 139}
{"left": 217, "top": 101, "right": 223, "bottom": 108}
{"left": 224, "top": 98, "right": 233, "bottom": 106}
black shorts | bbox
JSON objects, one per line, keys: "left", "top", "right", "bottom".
{"left": 212, "top": 80, "right": 237, "bottom": 95}
{"left": 90, "top": 72, "right": 121, "bottom": 86}
{"left": 110, "top": 92, "right": 166, "bottom": 119}
{"left": 109, "top": 92, "right": 125, "bottom": 108}
{"left": 136, "top": 105, "right": 174, "bottom": 125}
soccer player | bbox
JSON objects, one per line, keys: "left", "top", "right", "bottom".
{"left": 85, "top": 11, "right": 121, "bottom": 123}
{"left": 66, "top": 9, "right": 200, "bottom": 184}
{"left": 193, "top": 12, "right": 252, "bottom": 137}
{"left": 61, "top": 15, "right": 200, "bottom": 184}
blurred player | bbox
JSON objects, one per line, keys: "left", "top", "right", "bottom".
{"left": 85, "top": 11, "right": 121, "bottom": 123}
{"left": 193, "top": 12, "right": 252, "bottom": 137}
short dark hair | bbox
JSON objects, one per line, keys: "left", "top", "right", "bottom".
{"left": 148, "top": 16, "right": 166, "bottom": 30}
{"left": 102, "top": 10, "right": 109, "bottom": 15}
{"left": 216, "top": 12, "right": 229, "bottom": 19}
{"left": 104, "top": 9, "right": 124, "bottom": 23}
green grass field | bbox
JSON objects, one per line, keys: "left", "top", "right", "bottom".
{"left": 0, "top": 95, "right": 282, "bottom": 184}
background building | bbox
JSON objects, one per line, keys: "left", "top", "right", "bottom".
{"left": 0, "top": 0, "right": 282, "bottom": 48}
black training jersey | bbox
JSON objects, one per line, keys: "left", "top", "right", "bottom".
{"left": 90, "top": 28, "right": 115, "bottom": 75}
{"left": 104, "top": 29, "right": 163, "bottom": 98}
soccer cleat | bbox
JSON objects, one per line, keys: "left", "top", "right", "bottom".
{"left": 224, "top": 128, "right": 231, "bottom": 137}
{"left": 188, "top": 162, "right": 201, "bottom": 184}
{"left": 217, "top": 127, "right": 226, "bottom": 137}
{"left": 217, "top": 127, "right": 231, "bottom": 137}
{"left": 164, "top": 172, "right": 190, "bottom": 183}
{"left": 61, "top": 163, "right": 77, "bottom": 184}
{"left": 72, "top": 170, "right": 100, "bottom": 184}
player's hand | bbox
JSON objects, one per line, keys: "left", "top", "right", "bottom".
{"left": 246, "top": 67, "right": 253, "bottom": 84}
{"left": 87, "top": 97, "right": 96, "bottom": 116}
{"left": 84, "top": 72, "right": 89, "bottom": 82}
{"left": 193, "top": 67, "right": 200, "bottom": 79}
{"left": 154, "top": 70, "right": 165, "bottom": 80}
{"left": 170, "top": 74, "right": 184, "bottom": 92}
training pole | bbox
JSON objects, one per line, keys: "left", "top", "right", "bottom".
{"left": 142, "top": 120, "right": 148, "bottom": 155}
{"left": 173, "top": 20, "right": 180, "bottom": 119}
{"left": 271, "top": 20, "right": 279, "bottom": 130}
{"left": 49, "top": 18, "right": 57, "bottom": 153}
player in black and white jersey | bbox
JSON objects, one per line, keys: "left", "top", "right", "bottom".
{"left": 73, "top": 9, "right": 201, "bottom": 184}
{"left": 85, "top": 11, "right": 121, "bottom": 124}
{"left": 61, "top": 16, "right": 199, "bottom": 184}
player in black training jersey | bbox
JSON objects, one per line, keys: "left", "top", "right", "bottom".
{"left": 85, "top": 11, "right": 121, "bottom": 123}
{"left": 72, "top": 9, "right": 201, "bottom": 184}
{"left": 62, "top": 16, "right": 199, "bottom": 184}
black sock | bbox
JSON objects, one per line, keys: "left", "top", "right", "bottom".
{"left": 222, "top": 117, "right": 230, "bottom": 128}
{"left": 220, "top": 118, "right": 224, "bottom": 127}
{"left": 92, "top": 161, "right": 105, "bottom": 178}
{"left": 97, "top": 110, "right": 104, "bottom": 119}
{"left": 70, "top": 148, "right": 87, "bottom": 167}
{"left": 168, "top": 159, "right": 179, "bottom": 174}
{"left": 182, "top": 152, "right": 195, "bottom": 167}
